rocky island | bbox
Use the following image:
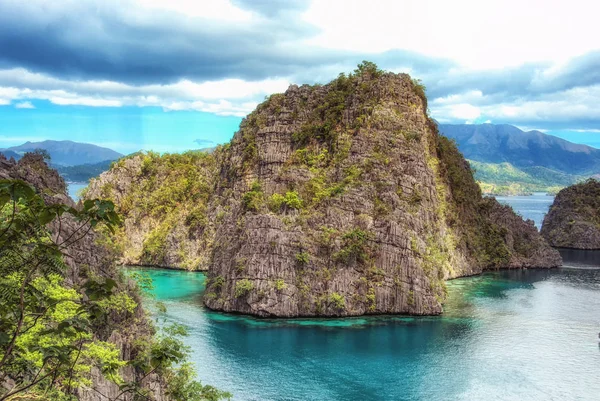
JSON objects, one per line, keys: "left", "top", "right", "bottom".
{"left": 541, "top": 179, "right": 600, "bottom": 249}
{"left": 86, "top": 63, "right": 561, "bottom": 318}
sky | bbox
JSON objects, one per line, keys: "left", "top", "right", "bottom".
{"left": 0, "top": 0, "right": 600, "bottom": 153}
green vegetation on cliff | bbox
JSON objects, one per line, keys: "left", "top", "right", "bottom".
{"left": 0, "top": 177, "right": 230, "bottom": 400}
{"left": 85, "top": 149, "right": 223, "bottom": 270}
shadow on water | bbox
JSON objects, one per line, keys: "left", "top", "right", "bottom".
{"left": 558, "top": 247, "right": 600, "bottom": 268}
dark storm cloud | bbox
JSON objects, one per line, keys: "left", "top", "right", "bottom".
{"left": 425, "top": 51, "right": 600, "bottom": 103}
{"left": 529, "top": 50, "right": 600, "bottom": 94}
{"left": 2, "top": 0, "right": 597, "bottom": 102}
{"left": 0, "top": 0, "right": 329, "bottom": 84}
{"left": 0, "top": 0, "right": 460, "bottom": 88}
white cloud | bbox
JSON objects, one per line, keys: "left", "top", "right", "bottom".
{"left": 135, "top": 0, "right": 253, "bottom": 21}
{"left": 0, "top": 99, "right": 10, "bottom": 105}
{"left": 432, "top": 90, "right": 484, "bottom": 105}
{"left": 302, "top": 0, "right": 600, "bottom": 70}
{"left": 0, "top": 68, "right": 290, "bottom": 116}
{"left": 174, "top": 79, "right": 290, "bottom": 100}
{"left": 430, "top": 81, "right": 600, "bottom": 130}
{"left": 0, "top": 87, "right": 20, "bottom": 98}
{"left": 162, "top": 99, "right": 259, "bottom": 116}
{"left": 573, "top": 129, "right": 600, "bottom": 133}
{"left": 449, "top": 103, "right": 481, "bottom": 120}
{"left": 49, "top": 96, "right": 123, "bottom": 107}
{"left": 15, "top": 101, "right": 34, "bottom": 109}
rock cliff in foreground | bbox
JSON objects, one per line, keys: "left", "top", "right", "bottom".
{"left": 85, "top": 151, "right": 222, "bottom": 269}
{"left": 0, "top": 153, "right": 168, "bottom": 400}
{"left": 541, "top": 179, "right": 600, "bottom": 249}
{"left": 203, "top": 65, "right": 561, "bottom": 317}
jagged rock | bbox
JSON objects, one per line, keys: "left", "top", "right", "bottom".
{"left": 541, "top": 179, "right": 600, "bottom": 249}
{"left": 203, "top": 67, "right": 561, "bottom": 317}
{"left": 85, "top": 66, "right": 561, "bottom": 318}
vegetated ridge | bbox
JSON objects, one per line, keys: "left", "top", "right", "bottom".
{"left": 85, "top": 150, "right": 222, "bottom": 269}
{"left": 468, "top": 160, "right": 585, "bottom": 195}
{"left": 0, "top": 152, "right": 230, "bottom": 400}
{"left": 439, "top": 123, "right": 600, "bottom": 194}
{"left": 541, "top": 179, "right": 600, "bottom": 249}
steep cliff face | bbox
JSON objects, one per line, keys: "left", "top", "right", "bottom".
{"left": 203, "top": 66, "right": 561, "bottom": 317}
{"left": 0, "top": 153, "right": 167, "bottom": 400}
{"left": 85, "top": 151, "right": 221, "bottom": 270}
{"left": 541, "top": 179, "right": 600, "bottom": 249}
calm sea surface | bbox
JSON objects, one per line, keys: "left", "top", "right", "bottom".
{"left": 133, "top": 266, "right": 600, "bottom": 400}
{"left": 494, "top": 192, "right": 554, "bottom": 229}
{"left": 67, "top": 182, "right": 87, "bottom": 201}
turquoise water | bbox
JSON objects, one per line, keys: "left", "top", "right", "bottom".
{"left": 67, "top": 182, "right": 87, "bottom": 201}
{"left": 495, "top": 192, "right": 554, "bottom": 229}
{"left": 134, "top": 266, "right": 600, "bottom": 400}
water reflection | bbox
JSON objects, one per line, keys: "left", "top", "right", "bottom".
{"left": 558, "top": 247, "right": 600, "bottom": 268}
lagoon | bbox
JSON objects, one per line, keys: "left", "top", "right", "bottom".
{"left": 67, "top": 182, "right": 87, "bottom": 201}
{"left": 134, "top": 264, "right": 600, "bottom": 401}
{"left": 495, "top": 192, "right": 554, "bottom": 229}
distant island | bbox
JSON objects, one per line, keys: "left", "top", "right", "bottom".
{"left": 0, "top": 139, "right": 123, "bottom": 166}
{"left": 541, "top": 179, "right": 600, "bottom": 249}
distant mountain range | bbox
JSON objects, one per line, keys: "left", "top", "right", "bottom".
{"left": 438, "top": 124, "right": 600, "bottom": 194}
{"left": 0, "top": 140, "right": 123, "bottom": 166}
{"left": 438, "top": 124, "right": 600, "bottom": 176}
{"left": 0, "top": 150, "right": 21, "bottom": 160}
{"left": 1, "top": 127, "right": 597, "bottom": 193}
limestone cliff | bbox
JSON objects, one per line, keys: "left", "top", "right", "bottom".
{"left": 203, "top": 65, "right": 561, "bottom": 317}
{"left": 541, "top": 179, "right": 600, "bottom": 249}
{"left": 85, "top": 65, "right": 561, "bottom": 318}
{"left": 85, "top": 151, "right": 221, "bottom": 270}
